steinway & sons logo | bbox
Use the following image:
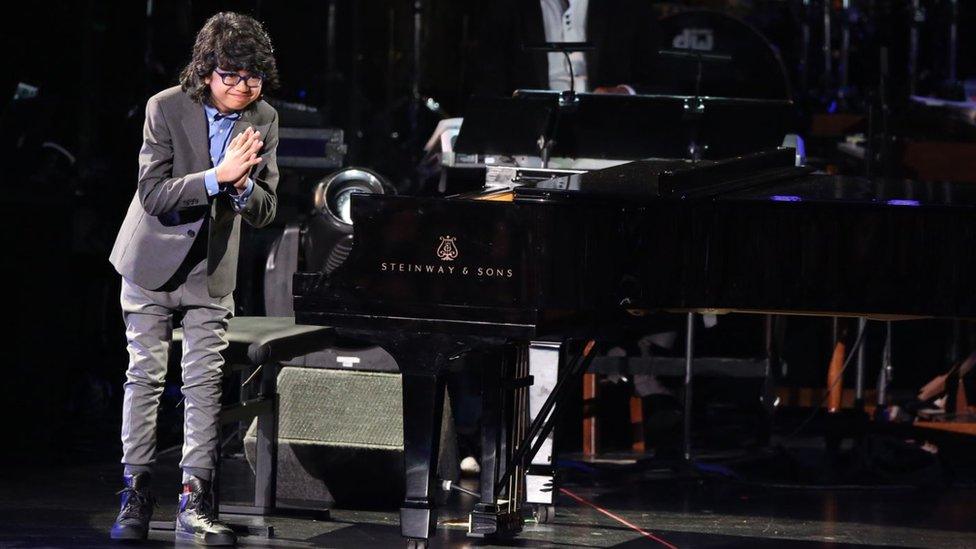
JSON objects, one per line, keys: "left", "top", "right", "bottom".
{"left": 379, "top": 235, "right": 514, "bottom": 279}
{"left": 436, "top": 236, "right": 458, "bottom": 261}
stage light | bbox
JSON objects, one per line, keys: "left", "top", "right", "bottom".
{"left": 313, "top": 168, "right": 391, "bottom": 228}
{"left": 305, "top": 168, "right": 393, "bottom": 275}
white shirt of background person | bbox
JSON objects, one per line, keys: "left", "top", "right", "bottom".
{"left": 540, "top": 0, "right": 590, "bottom": 92}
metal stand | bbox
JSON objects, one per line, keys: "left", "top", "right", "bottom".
{"left": 948, "top": 0, "right": 959, "bottom": 83}
{"left": 838, "top": 0, "right": 851, "bottom": 105}
{"left": 946, "top": 320, "right": 965, "bottom": 413}
{"left": 822, "top": 0, "right": 833, "bottom": 92}
{"left": 683, "top": 313, "right": 695, "bottom": 462}
{"left": 759, "top": 315, "right": 778, "bottom": 445}
{"left": 877, "top": 321, "right": 893, "bottom": 411}
{"left": 799, "top": 0, "right": 812, "bottom": 96}
{"left": 908, "top": 0, "right": 924, "bottom": 96}
{"left": 855, "top": 318, "right": 867, "bottom": 409}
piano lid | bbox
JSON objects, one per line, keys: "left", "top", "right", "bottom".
{"left": 515, "top": 147, "right": 803, "bottom": 202}
{"left": 723, "top": 174, "right": 976, "bottom": 209}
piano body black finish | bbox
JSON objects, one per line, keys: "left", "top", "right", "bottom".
{"left": 294, "top": 148, "right": 976, "bottom": 545}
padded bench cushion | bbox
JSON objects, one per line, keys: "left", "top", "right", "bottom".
{"left": 173, "top": 316, "right": 334, "bottom": 366}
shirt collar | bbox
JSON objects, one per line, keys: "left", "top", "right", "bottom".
{"left": 203, "top": 102, "right": 242, "bottom": 123}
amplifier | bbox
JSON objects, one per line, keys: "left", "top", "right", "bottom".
{"left": 243, "top": 367, "right": 457, "bottom": 508}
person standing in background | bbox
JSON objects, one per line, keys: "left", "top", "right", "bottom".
{"left": 474, "top": 0, "right": 661, "bottom": 96}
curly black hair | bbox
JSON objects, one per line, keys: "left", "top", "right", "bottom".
{"left": 179, "top": 12, "right": 280, "bottom": 105}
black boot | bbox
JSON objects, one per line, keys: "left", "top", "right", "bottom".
{"left": 110, "top": 472, "right": 155, "bottom": 540}
{"left": 175, "top": 476, "right": 236, "bottom": 546}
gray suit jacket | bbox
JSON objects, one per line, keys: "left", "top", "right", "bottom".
{"left": 109, "top": 85, "right": 279, "bottom": 297}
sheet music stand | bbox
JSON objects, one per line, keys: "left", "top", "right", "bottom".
{"left": 456, "top": 92, "right": 794, "bottom": 163}
{"left": 453, "top": 94, "right": 558, "bottom": 160}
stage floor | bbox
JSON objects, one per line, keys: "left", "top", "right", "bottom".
{"left": 2, "top": 449, "right": 976, "bottom": 548}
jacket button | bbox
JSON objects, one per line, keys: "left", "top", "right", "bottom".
{"left": 187, "top": 230, "right": 196, "bottom": 237}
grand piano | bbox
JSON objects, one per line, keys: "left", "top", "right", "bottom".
{"left": 293, "top": 95, "right": 976, "bottom": 547}
{"left": 294, "top": 144, "right": 976, "bottom": 545}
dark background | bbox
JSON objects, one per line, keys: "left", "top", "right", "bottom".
{"left": 3, "top": 0, "right": 976, "bottom": 467}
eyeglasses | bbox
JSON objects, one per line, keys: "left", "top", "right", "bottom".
{"left": 213, "top": 69, "right": 264, "bottom": 88}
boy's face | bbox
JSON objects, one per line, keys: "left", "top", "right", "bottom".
{"left": 205, "top": 68, "right": 263, "bottom": 113}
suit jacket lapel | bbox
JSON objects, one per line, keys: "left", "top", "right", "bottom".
{"left": 229, "top": 108, "right": 252, "bottom": 146}
{"left": 180, "top": 98, "right": 210, "bottom": 170}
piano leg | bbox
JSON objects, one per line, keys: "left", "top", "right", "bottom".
{"left": 526, "top": 340, "right": 561, "bottom": 524}
{"left": 400, "top": 372, "right": 446, "bottom": 544}
{"left": 469, "top": 347, "right": 523, "bottom": 539}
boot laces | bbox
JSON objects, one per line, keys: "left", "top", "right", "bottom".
{"left": 185, "top": 490, "right": 218, "bottom": 526}
{"left": 116, "top": 487, "right": 155, "bottom": 520}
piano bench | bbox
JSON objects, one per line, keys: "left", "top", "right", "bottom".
{"left": 172, "top": 316, "right": 335, "bottom": 517}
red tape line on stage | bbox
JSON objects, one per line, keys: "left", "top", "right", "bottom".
{"left": 559, "top": 487, "right": 680, "bottom": 549}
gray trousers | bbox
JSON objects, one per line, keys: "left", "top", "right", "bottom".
{"left": 120, "top": 258, "right": 232, "bottom": 481}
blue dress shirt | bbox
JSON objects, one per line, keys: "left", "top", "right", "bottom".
{"left": 202, "top": 103, "right": 254, "bottom": 211}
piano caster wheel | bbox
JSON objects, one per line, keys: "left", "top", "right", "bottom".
{"left": 406, "top": 538, "right": 429, "bottom": 549}
{"left": 533, "top": 504, "right": 556, "bottom": 524}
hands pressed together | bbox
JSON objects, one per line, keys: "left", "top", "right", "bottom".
{"left": 215, "top": 126, "right": 263, "bottom": 192}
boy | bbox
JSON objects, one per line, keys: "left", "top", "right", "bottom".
{"left": 108, "top": 12, "right": 279, "bottom": 546}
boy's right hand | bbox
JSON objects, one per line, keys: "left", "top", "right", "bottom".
{"left": 215, "top": 127, "right": 264, "bottom": 184}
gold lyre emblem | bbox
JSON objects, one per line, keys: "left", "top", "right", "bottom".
{"left": 436, "top": 236, "right": 459, "bottom": 261}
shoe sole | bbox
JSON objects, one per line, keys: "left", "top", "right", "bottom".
{"left": 110, "top": 527, "right": 148, "bottom": 541}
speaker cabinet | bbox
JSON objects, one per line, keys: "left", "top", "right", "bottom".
{"left": 244, "top": 366, "right": 457, "bottom": 509}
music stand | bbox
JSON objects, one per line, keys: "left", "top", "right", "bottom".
{"left": 453, "top": 94, "right": 558, "bottom": 160}
{"left": 552, "top": 93, "right": 689, "bottom": 160}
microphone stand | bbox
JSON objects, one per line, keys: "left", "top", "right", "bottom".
{"left": 522, "top": 42, "right": 595, "bottom": 168}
